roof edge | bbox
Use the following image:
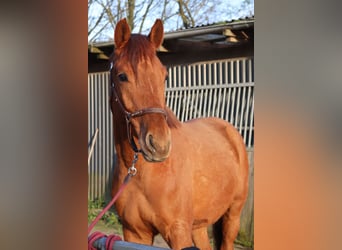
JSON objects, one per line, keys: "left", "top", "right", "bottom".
{"left": 164, "top": 19, "right": 254, "bottom": 40}
{"left": 89, "top": 18, "right": 254, "bottom": 47}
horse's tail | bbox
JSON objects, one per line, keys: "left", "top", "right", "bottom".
{"left": 213, "top": 217, "right": 223, "bottom": 250}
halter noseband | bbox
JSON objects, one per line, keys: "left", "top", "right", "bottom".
{"left": 111, "top": 81, "right": 167, "bottom": 153}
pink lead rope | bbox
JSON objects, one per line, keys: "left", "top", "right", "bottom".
{"left": 88, "top": 174, "right": 132, "bottom": 234}
{"left": 87, "top": 174, "right": 133, "bottom": 249}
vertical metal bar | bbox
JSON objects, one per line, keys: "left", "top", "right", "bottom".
{"left": 180, "top": 66, "right": 189, "bottom": 121}
{"left": 185, "top": 65, "right": 193, "bottom": 120}
{"left": 248, "top": 93, "right": 254, "bottom": 148}
{"left": 224, "top": 61, "right": 230, "bottom": 121}
{"left": 176, "top": 65, "right": 182, "bottom": 120}
{"left": 184, "top": 65, "right": 188, "bottom": 121}
{"left": 248, "top": 58, "right": 254, "bottom": 147}
{"left": 207, "top": 63, "right": 212, "bottom": 117}
{"left": 228, "top": 61, "right": 234, "bottom": 124}
{"left": 220, "top": 61, "right": 227, "bottom": 119}
{"left": 234, "top": 60, "right": 241, "bottom": 131}
{"left": 243, "top": 59, "right": 252, "bottom": 146}
{"left": 209, "top": 63, "right": 214, "bottom": 117}
{"left": 167, "top": 68, "right": 172, "bottom": 109}
{"left": 244, "top": 85, "right": 251, "bottom": 146}
{"left": 189, "top": 65, "right": 197, "bottom": 120}
{"left": 165, "top": 68, "right": 170, "bottom": 107}
{"left": 239, "top": 59, "right": 247, "bottom": 140}
{"left": 172, "top": 66, "right": 176, "bottom": 114}
{"left": 215, "top": 61, "right": 222, "bottom": 117}
{"left": 188, "top": 64, "right": 192, "bottom": 120}
{"left": 203, "top": 64, "right": 209, "bottom": 117}
{"left": 212, "top": 62, "right": 218, "bottom": 117}
{"left": 173, "top": 66, "right": 178, "bottom": 117}
{"left": 193, "top": 64, "right": 199, "bottom": 119}
{"left": 198, "top": 64, "right": 203, "bottom": 117}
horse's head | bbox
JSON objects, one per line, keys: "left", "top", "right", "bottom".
{"left": 111, "top": 18, "right": 171, "bottom": 162}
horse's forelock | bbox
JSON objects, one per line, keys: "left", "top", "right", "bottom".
{"left": 114, "top": 34, "right": 156, "bottom": 75}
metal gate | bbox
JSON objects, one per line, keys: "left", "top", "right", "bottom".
{"left": 88, "top": 57, "right": 254, "bottom": 200}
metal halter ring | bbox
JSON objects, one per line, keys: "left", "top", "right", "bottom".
{"left": 127, "top": 153, "right": 138, "bottom": 176}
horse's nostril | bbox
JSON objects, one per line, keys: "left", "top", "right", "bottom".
{"left": 148, "top": 134, "right": 156, "bottom": 153}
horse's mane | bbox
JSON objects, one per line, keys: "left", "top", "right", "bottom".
{"left": 166, "top": 107, "right": 182, "bottom": 129}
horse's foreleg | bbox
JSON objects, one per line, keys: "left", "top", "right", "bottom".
{"left": 123, "top": 227, "right": 154, "bottom": 246}
{"left": 163, "top": 220, "right": 193, "bottom": 250}
{"left": 192, "top": 227, "right": 212, "bottom": 250}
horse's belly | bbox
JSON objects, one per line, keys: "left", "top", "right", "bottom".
{"left": 192, "top": 173, "right": 237, "bottom": 228}
{"left": 185, "top": 120, "right": 241, "bottom": 227}
{"left": 179, "top": 119, "right": 242, "bottom": 227}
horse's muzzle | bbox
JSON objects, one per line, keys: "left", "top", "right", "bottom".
{"left": 141, "top": 132, "right": 171, "bottom": 162}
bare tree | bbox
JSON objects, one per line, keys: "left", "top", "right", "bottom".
{"left": 88, "top": 0, "right": 158, "bottom": 41}
{"left": 125, "top": 0, "right": 136, "bottom": 30}
{"left": 88, "top": 0, "right": 253, "bottom": 42}
{"left": 88, "top": 0, "right": 107, "bottom": 40}
{"left": 176, "top": 0, "right": 194, "bottom": 28}
{"left": 138, "top": 0, "right": 156, "bottom": 33}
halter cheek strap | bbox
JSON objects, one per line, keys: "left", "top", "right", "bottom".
{"left": 111, "top": 83, "right": 167, "bottom": 153}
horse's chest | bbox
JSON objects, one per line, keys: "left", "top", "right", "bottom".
{"left": 116, "top": 177, "right": 183, "bottom": 224}
{"left": 116, "top": 181, "right": 150, "bottom": 208}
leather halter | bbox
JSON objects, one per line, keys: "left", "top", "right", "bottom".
{"left": 111, "top": 81, "right": 167, "bottom": 153}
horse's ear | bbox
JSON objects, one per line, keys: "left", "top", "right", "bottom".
{"left": 114, "top": 18, "right": 131, "bottom": 49}
{"left": 148, "top": 19, "right": 164, "bottom": 49}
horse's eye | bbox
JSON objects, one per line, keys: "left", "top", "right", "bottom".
{"left": 118, "top": 73, "right": 128, "bottom": 82}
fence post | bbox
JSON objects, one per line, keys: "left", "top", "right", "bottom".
{"left": 236, "top": 148, "right": 254, "bottom": 247}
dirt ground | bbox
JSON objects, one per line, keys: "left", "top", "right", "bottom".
{"left": 90, "top": 222, "right": 253, "bottom": 250}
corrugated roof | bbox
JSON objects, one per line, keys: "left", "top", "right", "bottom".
{"left": 164, "top": 16, "right": 254, "bottom": 40}
{"left": 167, "top": 16, "right": 254, "bottom": 32}
{"left": 88, "top": 16, "right": 254, "bottom": 47}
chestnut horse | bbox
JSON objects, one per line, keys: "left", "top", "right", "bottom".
{"left": 110, "top": 18, "right": 249, "bottom": 250}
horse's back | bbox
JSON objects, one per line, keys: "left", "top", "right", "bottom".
{"left": 172, "top": 117, "right": 249, "bottom": 226}
{"left": 184, "top": 117, "right": 247, "bottom": 169}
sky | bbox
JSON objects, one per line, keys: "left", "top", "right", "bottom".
{"left": 88, "top": 0, "right": 254, "bottom": 42}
